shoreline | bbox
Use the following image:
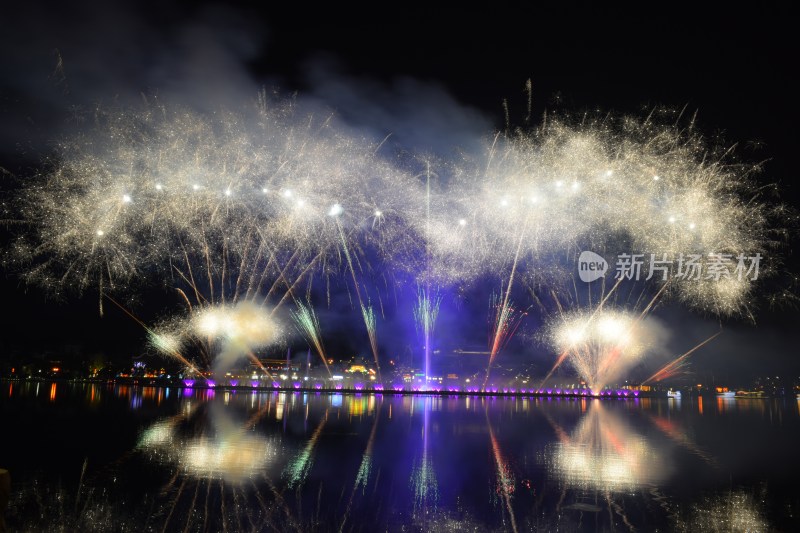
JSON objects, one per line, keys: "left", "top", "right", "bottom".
{"left": 0, "top": 377, "right": 687, "bottom": 399}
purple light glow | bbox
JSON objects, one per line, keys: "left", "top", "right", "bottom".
{"left": 183, "top": 379, "right": 195, "bottom": 388}
{"left": 229, "top": 380, "right": 238, "bottom": 387}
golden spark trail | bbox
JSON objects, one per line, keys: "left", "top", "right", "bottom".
{"left": 103, "top": 294, "right": 204, "bottom": 377}
{"left": 336, "top": 219, "right": 382, "bottom": 382}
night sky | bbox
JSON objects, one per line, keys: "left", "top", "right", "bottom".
{"left": 1, "top": 2, "right": 798, "bottom": 383}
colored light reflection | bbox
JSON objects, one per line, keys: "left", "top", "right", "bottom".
{"left": 544, "top": 401, "right": 665, "bottom": 491}
{"left": 138, "top": 403, "right": 279, "bottom": 484}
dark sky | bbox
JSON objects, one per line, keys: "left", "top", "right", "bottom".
{"left": 1, "top": 2, "right": 798, "bottom": 382}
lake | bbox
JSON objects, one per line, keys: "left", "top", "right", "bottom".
{"left": 1, "top": 381, "right": 799, "bottom": 531}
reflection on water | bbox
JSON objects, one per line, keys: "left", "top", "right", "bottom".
{"left": 2, "top": 383, "right": 800, "bottom": 531}
{"left": 138, "top": 402, "right": 280, "bottom": 483}
{"left": 410, "top": 397, "right": 438, "bottom": 515}
{"left": 543, "top": 400, "right": 665, "bottom": 491}
{"left": 674, "top": 489, "right": 770, "bottom": 532}
{"left": 284, "top": 409, "right": 326, "bottom": 488}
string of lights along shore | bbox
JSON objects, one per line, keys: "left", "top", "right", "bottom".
{"left": 10, "top": 88, "right": 786, "bottom": 394}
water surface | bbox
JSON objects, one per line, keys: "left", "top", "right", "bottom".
{"left": 2, "top": 381, "right": 798, "bottom": 531}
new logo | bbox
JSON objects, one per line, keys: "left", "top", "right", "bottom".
{"left": 578, "top": 251, "right": 608, "bottom": 282}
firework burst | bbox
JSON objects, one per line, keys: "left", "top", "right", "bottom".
{"left": 7, "top": 94, "right": 786, "bottom": 383}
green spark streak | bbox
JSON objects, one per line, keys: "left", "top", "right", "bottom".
{"left": 290, "top": 301, "right": 332, "bottom": 377}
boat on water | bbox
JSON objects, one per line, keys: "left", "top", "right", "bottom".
{"left": 735, "top": 390, "right": 766, "bottom": 399}
{"left": 667, "top": 390, "right": 681, "bottom": 399}
{"left": 716, "top": 391, "right": 735, "bottom": 398}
